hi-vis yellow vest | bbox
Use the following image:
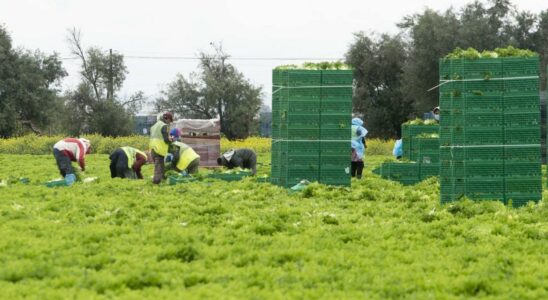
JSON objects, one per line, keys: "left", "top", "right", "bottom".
{"left": 149, "top": 121, "right": 169, "bottom": 156}
{"left": 173, "top": 141, "right": 200, "bottom": 171}
{"left": 121, "top": 146, "right": 147, "bottom": 168}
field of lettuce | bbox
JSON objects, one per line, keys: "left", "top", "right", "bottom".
{"left": 0, "top": 137, "right": 546, "bottom": 299}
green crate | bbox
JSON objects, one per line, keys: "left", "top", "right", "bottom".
{"left": 380, "top": 162, "right": 420, "bottom": 178}
{"left": 465, "top": 112, "right": 503, "bottom": 127}
{"left": 319, "top": 168, "right": 350, "bottom": 186}
{"left": 320, "top": 141, "right": 349, "bottom": 155}
{"left": 466, "top": 177, "right": 505, "bottom": 193}
{"left": 321, "top": 113, "right": 350, "bottom": 126}
{"left": 505, "top": 145, "right": 541, "bottom": 161}
{"left": 462, "top": 58, "right": 503, "bottom": 79}
{"left": 283, "top": 113, "right": 320, "bottom": 126}
{"left": 321, "top": 100, "right": 352, "bottom": 114}
{"left": 505, "top": 176, "right": 542, "bottom": 193}
{"left": 505, "top": 193, "right": 542, "bottom": 207}
{"left": 287, "top": 70, "right": 322, "bottom": 86}
{"left": 320, "top": 155, "right": 350, "bottom": 168}
{"left": 503, "top": 78, "right": 538, "bottom": 93}
{"left": 283, "top": 127, "right": 320, "bottom": 140}
{"left": 504, "top": 112, "right": 540, "bottom": 127}
{"left": 502, "top": 57, "right": 539, "bottom": 77}
{"left": 504, "top": 127, "right": 540, "bottom": 144}
{"left": 504, "top": 161, "right": 541, "bottom": 177}
{"left": 420, "top": 163, "right": 440, "bottom": 179}
{"left": 464, "top": 160, "right": 504, "bottom": 177}
{"left": 320, "top": 128, "right": 350, "bottom": 140}
{"left": 321, "top": 70, "right": 353, "bottom": 85}
{"left": 463, "top": 94, "right": 503, "bottom": 111}
{"left": 503, "top": 94, "right": 539, "bottom": 110}
{"left": 463, "top": 79, "right": 503, "bottom": 93}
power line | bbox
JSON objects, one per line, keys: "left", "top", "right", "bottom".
{"left": 60, "top": 55, "right": 343, "bottom": 61}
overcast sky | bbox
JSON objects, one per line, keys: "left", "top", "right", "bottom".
{"left": 0, "top": 0, "right": 545, "bottom": 112}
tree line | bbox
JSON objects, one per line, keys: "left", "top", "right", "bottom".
{"left": 346, "top": 0, "right": 548, "bottom": 137}
{"left": 1, "top": 0, "right": 547, "bottom": 139}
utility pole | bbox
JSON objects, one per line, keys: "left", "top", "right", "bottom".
{"left": 108, "top": 48, "right": 113, "bottom": 100}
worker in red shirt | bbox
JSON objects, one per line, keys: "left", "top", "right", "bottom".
{"left": 52, "top": 138, "right": 91, "bottom": 185}
{"left": 109, "top": 147, "right": 150, "bottom": 179}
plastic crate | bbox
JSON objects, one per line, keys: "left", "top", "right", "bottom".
{"left": 321, "top": 70, "right": 353, "bottom": 85}
{"left": 465, "top": 112, "right": 503, "bottom": 127}
{"left": 463, "top": 79, "right": 503, "bottom": 93}
{"left": 320, "top": 141, "right": 349, "bottom": 155}
{"left": 505, "top": 193, "right": 542, "bottom": 207}
{"left": 503, "top": 78, "right": 538, "bottom": 94}
{"left": 462, "top": 58, "right": 503, "bottom": 79}
{"left": 463, "top": 94, "right": 504, "bottom": 111}
{"left": 504, "top": 112, "right": 540, "bottom": 127}
{"left": 320, "top": 128, "right": 350, "bottom": 140}
{"left": 504, "top": 161, "right": 541, "bottom": 177}
{"left": 465, "top": 177, "right": 504, "bottom": 193}
{"left": 321, "top": 113, "right": 350, "bottom": 126}
{"left": 503, "top": 94, "right": 539, "bottom": 110}
{"left": 505, "top": 176, "right": 542, "bottom": 193}
{"left": 285, "top": 100, "right": 322, "bottom": 114}
{"left": 284, "top": 127, "right": 320, "bottom": 140}
{"left": 504, "top": 127, "right": 540, "bottom": 144}
{"left": 320, "top": 155, "right": 350, "bottom": 168}
{"left": 321, "top": 100, "right": 352, "bottom": 114}
{"left": 463, "top": 160, "right": 504, "bottom": 177}
{"left": 420, "top": 163, "right": 440, "bottom": 179}
{"left": 505, "top": 145, "right": 541, "bottom": 161}
{"left": 502, "top": 57, "right": 539, "bottom": 77}
{"left": 283, "top": 113, "right": 320, "bottom": 126}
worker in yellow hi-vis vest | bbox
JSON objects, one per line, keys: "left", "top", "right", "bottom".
{"left": 149, "top": 112, "right": 174, "bottom": 184}
{"left": 166, "top": 141, "right": 200, "bottom": 175}
{"left": 109, "top": 146, "right": 150, "bottom": 179}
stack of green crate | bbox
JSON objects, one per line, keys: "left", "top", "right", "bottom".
{"left": 271, "top": 69, "right": 352, "bottom": 187}
{"left": 439, "top": 56, "right": 541, "bottom": 207}
{"left": 413, "top": 136, "right": 441, "bottom": 179}
{"left": 402, "top": 124, "right": 439, "bottom": 160}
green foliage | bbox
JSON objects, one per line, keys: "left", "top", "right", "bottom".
{"left": 274, "top": 61, "right": 350, "bottom": 70}
{"left": 0, "top": 151, "right": 546, "bottom": 298}
{"left": 0, "top": 25, "right": 67, "bottom": 137}
{"left": 445, "top": 46, "right": 538, "bottom": 59}
{"left": 0, "top": 134, "right": 148, "bottom": 155}
{"left": 345, "top": 33, "right": 410, "bottom": 138}
{"left": 154, "top": 43, "right": 262, "bottom": 139}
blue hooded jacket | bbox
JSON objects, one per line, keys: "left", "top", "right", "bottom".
{"left": 351, "top": 118, "right": 367, "bottom": 159}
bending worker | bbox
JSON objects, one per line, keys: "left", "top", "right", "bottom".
{"left": 149, "top": 112, "right": 174, "bottom": 184}
{"left": 52, "top": 137, "right": 91, "bottom": 185}
{"left": 217, "top": 148, "right": 257, "bottom": 175}
{"left": 109, "top": 146, "right": 149, "bottom": 179}
{"left": 166, "top": 141, "right": 200, "bottom": 175}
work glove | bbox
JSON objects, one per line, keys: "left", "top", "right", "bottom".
{"left": 65, "top": 174, "right": 76, "bottom": 186}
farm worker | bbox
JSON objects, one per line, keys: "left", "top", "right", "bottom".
{"left": 432, "top": 106, "right": 440, "bottom": 122}
{"left": 169, "top": 128, "right": 182, "bottom": 142}
{"left": 217, "top": 148, "right": 257, "bottom": 175}
{"left": 393, "top": 138, "right": 403, "bottom": 159}
{"left": 52, "top": 138, "right": 91, "bottom": 186}
{"left": 351, "top": 117, "right": 367, "bottom": 179}
{"left": 109, "top": 147, "right": 149, "bottom": 179}
{"left": 149, "top": 112, "right": 174, "bottom": 184}
{"left": 166, "top": 141, "right": 200, "bottom": 174}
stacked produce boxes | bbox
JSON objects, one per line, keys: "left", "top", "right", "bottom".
{"left": 271, "top": 68, "right": 353, "bottom": 187}
{"left": 375, "top": 123, "right": 440, "bottom": 185}
{"left": 439, "top": 56, "right": 541, "bottom": 206}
